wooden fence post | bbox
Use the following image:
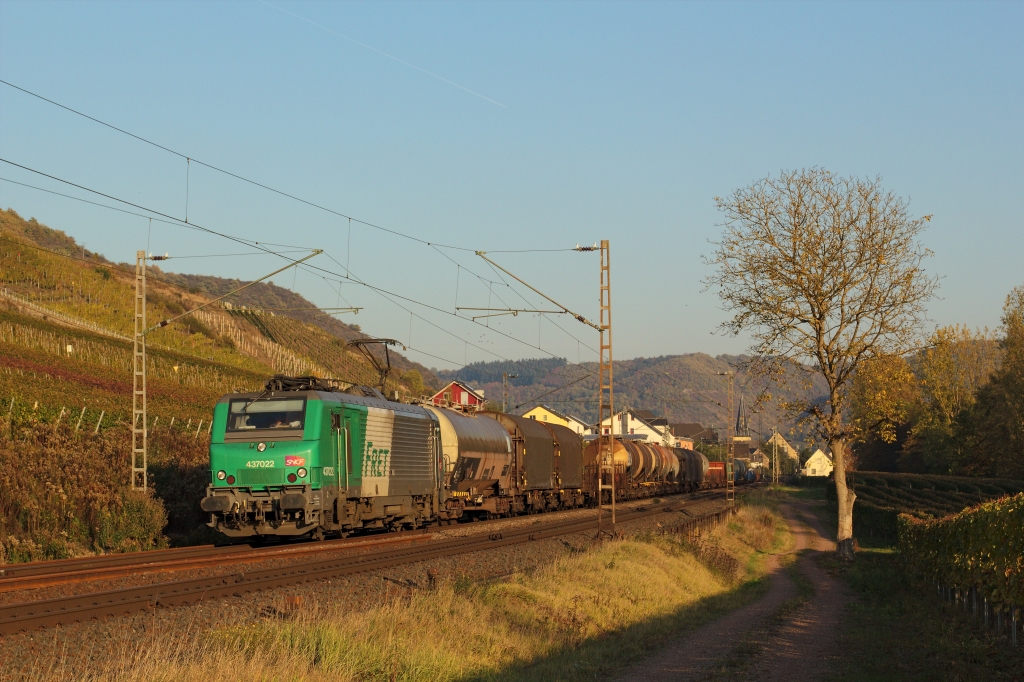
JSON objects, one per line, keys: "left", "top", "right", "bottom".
{"left": 94, "top": 410, "right": 104, "bottom": 434}
{"left": 75, "top": 406, "right": 86, "bottom": 432}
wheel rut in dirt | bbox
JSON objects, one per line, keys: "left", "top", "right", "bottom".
{"left": 614, "top": 500, "right": 848, "bottom": 682}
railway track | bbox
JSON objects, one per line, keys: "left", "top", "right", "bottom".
{"left": 0, "top": 488, "right": 726, "bottom": 594}
{"left": 0, "top": 528, "right": 436, "bottom": 593}
{"left": 0, "top": 490, "right": 727, "bottom": 636}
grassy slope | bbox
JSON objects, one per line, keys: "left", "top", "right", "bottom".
{"left": 29, "top": 499, "right": 790, "bottom": 681}
{"left": 794, "top": 485, "right": 1024, "bottom": 681}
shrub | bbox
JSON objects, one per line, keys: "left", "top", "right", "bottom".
{"left": 898, "top": 493, "right": 1024, "bottom": 607}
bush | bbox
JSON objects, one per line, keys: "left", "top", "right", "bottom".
{"left": 898, "top": 492, "right": 1024, "bottom": 608}
{"left": 0, "top": 418, "right": 207, "bottom": 562}
{"left": 825, "top": 472, "right": 1024, "bottom": 542}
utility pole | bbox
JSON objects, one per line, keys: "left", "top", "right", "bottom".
{"left": 502, "top": 372, "right": 518, "bottom": 413}
{"left": 717, "top": 371, "right": 735, "bottom": 507}
{"left": 131, "top": 251, "right": 147, "bottom": 490}
{"left": 132, "top": 248, "right": 323, "bottom": 489}
{"left": 597, "top": 240, "right": 615, "bottom": 534}
{"left": 773, "top": 427, "right": 779, "bottom": 484}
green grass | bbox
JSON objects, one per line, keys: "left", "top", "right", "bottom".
{"left": 822, "top": 549, "right": 1024, "bottom": 682}
{"left": 27, "top": 504, "right": 791, "bottom": 681}
{"left": 787, "top": 487, "right": 1024, "bottom": 681}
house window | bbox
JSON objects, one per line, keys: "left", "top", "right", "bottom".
{"left": 811, "top": 469, "right": 816, "bottom": 475}
{"left": 603, "top": 428, "right": 609, "bottom": 435}
{"left": 630, "top": 428, "right": 634, "bottom": 434}
{"left": 542, "top": 415, "right": 547, "bottom": 421}
{"left": 529, "top": 415, "right": 536, "bottom": 420}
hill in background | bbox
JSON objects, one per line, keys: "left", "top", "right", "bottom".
{"left": 438, "top": 354, "right": 829, "bottom": 441}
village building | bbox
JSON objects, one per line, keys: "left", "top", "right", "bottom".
{"left": 669, "top": 422, "right": 719, "bottom": 444}
{"left": 522, "top": 404, "right": 592, "bottom": 435}
{"left": 429, "top": 381, "right": 486, "bottom": 411}
{"left": 748, "top": 448, "right": 770, "bottom": 469}
{"left": 765, "top": 432, "right": 801, "bottom": 465}
{"left": 802, "top": 449, "right": 835, "bottom": 477}
{"left": 599, "top": 408, "right": 692, "bottom": 447}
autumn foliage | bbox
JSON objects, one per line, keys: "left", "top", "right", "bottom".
{"left": 898, "top": 493, "right": 1024, "bottom": 608}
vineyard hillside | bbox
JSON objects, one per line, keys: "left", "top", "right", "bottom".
{"left": 827, "top": 471, "right": 1024, "bottom": 542}
{"left": 0, "top": 208, "right": 438, "bottom": 426}
{"left": 0, "top": 207, "right": 439, "bottom": 561}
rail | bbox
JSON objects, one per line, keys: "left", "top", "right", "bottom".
{"left": 0, "top": 492, "right": 726, "bottom": 635}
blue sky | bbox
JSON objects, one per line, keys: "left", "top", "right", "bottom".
{"left": 1, "top": 1, "right": 1021, "bottom": 370}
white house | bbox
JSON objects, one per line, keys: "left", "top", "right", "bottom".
{"left": 599, "top": 409, "right": 678, "bottom": 447}
{"left": 802, "top": 449, "right": 834, "bottom": 477}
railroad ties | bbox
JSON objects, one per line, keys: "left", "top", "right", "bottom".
{"left": 0, "top": 489, "right": 730, "bottom": 635}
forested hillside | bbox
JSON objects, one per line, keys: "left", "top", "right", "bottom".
{"left": 438, "top": 354, "right": 830, "bottom": 437}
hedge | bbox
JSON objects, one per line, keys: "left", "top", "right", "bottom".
{"left": 898, "top": 493, "right": 1024, "bottom": 608}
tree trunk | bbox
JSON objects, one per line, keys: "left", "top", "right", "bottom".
{"left": 832, "top": 437, "right": 857, "bottom": 559}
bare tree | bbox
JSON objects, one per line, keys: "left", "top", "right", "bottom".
{"left": 706, "top": 168, "right": 938, "bottom": 558}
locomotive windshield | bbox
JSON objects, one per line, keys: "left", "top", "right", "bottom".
{"left": 227, "top": 398, "right": 306, "bottom": 431}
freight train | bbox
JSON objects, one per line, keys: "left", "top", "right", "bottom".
{"left": 199, "top": 377, "right": 732, "bottom": 540}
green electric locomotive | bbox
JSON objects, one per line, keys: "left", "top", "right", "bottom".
{"left": 200, "top": 378, "right": 453, "bottom": 539}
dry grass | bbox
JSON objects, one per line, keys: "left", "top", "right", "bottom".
{"left": 25, "top": 503, "right": 787, "bottom": 682}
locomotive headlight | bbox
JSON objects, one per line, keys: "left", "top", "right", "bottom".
{"left": 297, "top": 467, "right": 307, "bottom": 478}
{"left": 216, "top": 470, "right": 226, "bottom": 480}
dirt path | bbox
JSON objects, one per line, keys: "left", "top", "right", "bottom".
{"left": 729, "top": 502, "right": 850, "bottom": 681}
{"left": 614, "top": 501, "right": 848, "bottom": 682}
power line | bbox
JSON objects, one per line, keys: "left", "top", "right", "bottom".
{"left": 1, "top": 80, "right": 602, "bottom": 263}
{"left": 2, "top": 156, "right": 597, "bottom": 376}
{"left": 0, "top": 79, "right": 476, "bottom": 252}
{"left": 0, "top": 157, "right": 287, "bottom": 258}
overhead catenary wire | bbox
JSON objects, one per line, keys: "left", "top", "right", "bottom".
{"left": 0, "top": 79, "right": 475, "bottom": 252}
{"left": 2, "top": 159, "right": 586, "bottom": 377}
{"left": 0, "top": 80, "right": 599, "bottom": 261}
{"left": 1, "top": 83, "right": 604, "bottom": 363}
{"left": 1, "top": 158, "right": 599, "bottom": 379}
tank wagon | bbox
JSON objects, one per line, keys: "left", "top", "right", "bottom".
{"left": 581, "top": 437, "right": 722, "bottom": 503}
{"left": 199, "top": 376, "right": 736, "bottom": 540}
{"left": 424, "top": 408, "right": 585, "bottom": 520}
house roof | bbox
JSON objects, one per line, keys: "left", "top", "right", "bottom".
{"left": 624, "top": 409, "right": 667, "bottom": 430}
{"left": 530, "top": 404, "right": 590, "bottom": 427}
{"left": 808, "top": 448, "right": 834, "bottom": 463}
{"left": 766, "top": 432, "right": 800, "bottom": 459}
{"left": 670, "top": 423, "right": 718, "bottom": 440}
{"left": 633, "top": 409, "right": 668, "bottom": 426}
{"left": 432, "top": 380, "right": 485, "bottom": 403}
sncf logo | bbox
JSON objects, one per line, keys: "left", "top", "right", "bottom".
{"left": 285, "top": 456, "right": 306, "bottom": 467}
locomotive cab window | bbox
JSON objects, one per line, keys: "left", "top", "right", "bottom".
{"left": 228, "top": 398, "right": 306, "bottom": 431}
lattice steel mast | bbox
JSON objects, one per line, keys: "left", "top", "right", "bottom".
{"left": 131, "top": 251, "right": 147, "bottom": 490}
{"left": 726, "top": 372, "right": 735, "bottom": 506}
{"left": 597, "top": 240, "right": 616, "bottom": 532}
